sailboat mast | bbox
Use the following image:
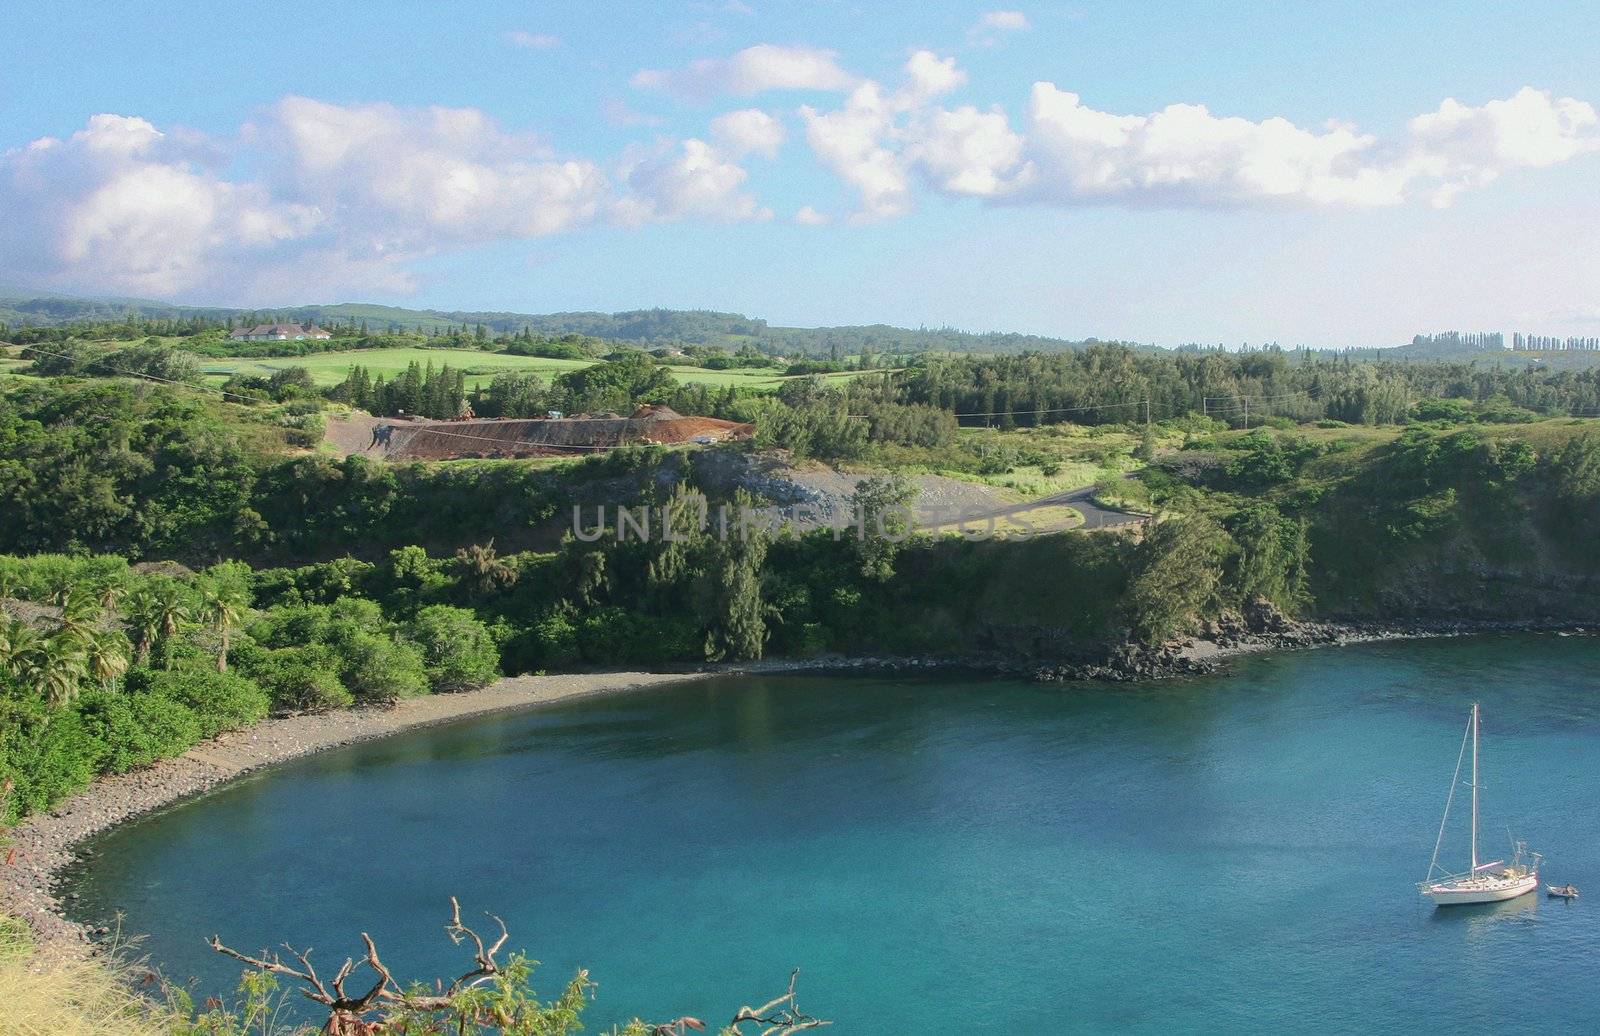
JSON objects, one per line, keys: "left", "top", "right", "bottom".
{"left": 1470, "top": 703, "right": 1479, "bottom": 871}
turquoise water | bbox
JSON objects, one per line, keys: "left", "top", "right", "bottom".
{"left": 67, "top": 635, "right": 1600, "bottom": 1033}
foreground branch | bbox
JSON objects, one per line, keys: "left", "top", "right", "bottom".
{"left": 726, "top": 969, "right": 830, "bottom": 1035}
{"left": 209, "top": 901, "right": 828, "bottom": 1036}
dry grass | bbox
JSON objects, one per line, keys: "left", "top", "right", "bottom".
{"left": 928, "top": 503, "right": 1085, "bottom": 537}
{"left": 0, "top": 916, "right": 184, "bottom": 1036}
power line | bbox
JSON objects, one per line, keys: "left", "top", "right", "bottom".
{"left": 950, "top": 399, "right": 1148, "bottom": 419}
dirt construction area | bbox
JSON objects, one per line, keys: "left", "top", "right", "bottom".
{"left": 324, "top": 405, "right": 751, "bottom": 460}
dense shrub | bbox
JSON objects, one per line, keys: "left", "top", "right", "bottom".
{"left": 0, "top": 700, "right": 101, "bottom": 822}
{"left": 233, "top": 642, "right": 354, "bottom": 713}
{"left": 134, "top": 670, "right": 271, "bottom": 737}
{"left": 407, "top": 606, "right": 501, "bottom": 691}
{"left": 75, "top": 689, "right": 202, "bottom": 773}
{"left": 339, "top": 632, "right": 430, "bottom": 702}
{"left": 576, "top": 608, "right": 700, "bottom": 665}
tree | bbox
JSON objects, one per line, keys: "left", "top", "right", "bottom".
{"left": 704, "top": 491, "right": 771, "bottom": 662}
{"left": 125, "top": 588, "right": 162, "bottom": 666}
{"left": 455, "top": 540, "right": 518, "bottom": 600}
{"left": 1125, "top": 515, "right": 1227, "bottom": 642}
{"left": 151, "top": 581, "right": 190, "bottom": 668}
{"left": 25, "top": 634, "right": 88, "bottom": 707}
{"left": 1225, "top": 504, "right": 1309, "bottom": 612}
{"left": 407, "top": 606, "right": 500, "bottom": 691}
{"left": 199, "top": 585, "right": 249, "bottom": 673}
{"left": 83, "top": 628, "right": 131, "bottom": 691}
{"left": 849, "top": 475, "right": 918, "bottom": 582}
{"left": 0, "top": 618, "right": 41, "bottom": 678}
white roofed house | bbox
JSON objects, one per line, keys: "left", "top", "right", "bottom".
{"left": 229, "top": 323, "right": 332, "bottom": 342}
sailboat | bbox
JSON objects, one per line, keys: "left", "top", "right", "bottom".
{"left": 1419, "top": 704, "right": 1540, "bottom": 906}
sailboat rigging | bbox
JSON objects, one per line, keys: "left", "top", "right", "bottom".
{"left": 1419, "top": 703, "right": 1540, "bottom": 906}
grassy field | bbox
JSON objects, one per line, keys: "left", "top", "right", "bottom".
{"left": 199, "top": 347, "right": 893, "bottom": 392}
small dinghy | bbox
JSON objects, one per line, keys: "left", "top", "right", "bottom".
{"left": 1546, "top": 884, "right": 1579, "bottom": 899}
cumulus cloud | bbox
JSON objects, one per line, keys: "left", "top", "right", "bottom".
{"left": 0, "top": 100, "right": 611, "bottom": 299}
{"left": 710, "top": 108, "right": 786, "bottom": 158}
{"left": 613, "top": 137, "right": 770, "bottom": 224}
{"left": 0, "top": 114, "right": 321, "bottom": 297}
{"left": 797, "top": 69, "right": 1600, "bottom": 217}
{"left": 267, "top": 96, "right": 604, "bottom": 244}
{"left": 3, "top": 62, "right": 1596, "bottom": 302}
{"left": 1406, "top": 86, "right": 1600, "bottom": 206}
{"left": 1012, "top": 84, "right": 1409, "bottom": 207}
{"left": 798, "top": 50, "right": 968, "bottom": 220}
{"left": 632, "top": 44, "right": 858, "bottom": 99}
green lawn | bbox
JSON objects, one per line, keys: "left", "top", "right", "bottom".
{"left": 200, "top": 347, "right": 894, "bottom": 392}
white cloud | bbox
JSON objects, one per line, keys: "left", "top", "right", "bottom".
{"left": 1015, "top": 84, "right": 1406, "bottom": 207}
{"left": 798, "top": 51, "right": 966, "bottom": 220}
{"left": 268, "top": 96, "right": 604, "bottom": 243}
{"left": 970, "top": 10, "right": 1030, "bottom": 45}
{"left": 1406, "top": 87, "right": 1600, "bottom": 206}
{"left": 3, "top": 68, "right": 1596, "bottom": 303}
{"left": 902, "top": 50, "right": 967, "bottom": 104}
{"left": 981, "top": 10, "right": 1030, "bottom": 30}
{"left": 506, "top": 30, "right": 560, "bottom": 49}
{"left": 0, "top": 114, "right": 320, "bottom": 297}
{"left": 801, "top": 83, "right": 912, "bottom": 221}
{"left": 710, "top": 108, "right": 786, "bottom": 158}
{"left": 613, "top": 138, "right": 770, "bottom": 224}
{"left": 632, "top": 44, "right": 858, "bottom": 99}
{"left": 798, "top": 70, "right": 1600, "bottom": 216}
{"left": 903, "top": 105, "right": 1023, "bottom": 195}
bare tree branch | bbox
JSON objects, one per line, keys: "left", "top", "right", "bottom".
{"left": 728, "top": 970, "right": 830, "bottom": 1035}
{"left": 210, "top": 902, "right": 829, "bottom": 1036}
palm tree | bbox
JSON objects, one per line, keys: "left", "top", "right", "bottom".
{"left": 45, "top": 573, "right": 75, "bottom": 608}
{"left": 24, "top": 634, "right": 88, "bottom": 707}
{"left": 83, "top": 629, "right": 131, "bottom": 691}
{"left": 55, "top": 587, "right": 103, "bottom": 642}
{"left": 0, "top": 618, "right": 41, "bottom": 678}
{"left": 95, "top": 579, "right": 127, "bottom": 614}
{"left": 152, "top": 583, "right": 190, "bottom": 669}
{"left": 124, "top": 588, "right": 162, "bottom": 666}
{"left": 198, "top": 586, "right": 248, "bottom": 673}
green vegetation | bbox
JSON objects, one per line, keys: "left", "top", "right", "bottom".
{"left": 0, "top": 554, "right": 499, "bottom": 824}
{"left": 8, "top": 341, "right": 1600, "bottom": 826}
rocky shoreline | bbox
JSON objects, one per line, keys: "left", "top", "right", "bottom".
{"left": 1, "top": 670, "right": 717, "bottom": 956}
{"left": 1035, "top": 605, "right": 1597, "bottom": 682}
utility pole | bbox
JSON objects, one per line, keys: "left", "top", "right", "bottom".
{"left": 1243, "top": 396, "right": 1249, "bottom": 430}
{"left": 1144, "top": 398, "right": 1152, "bottom": 432}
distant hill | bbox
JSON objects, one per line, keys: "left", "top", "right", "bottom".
{"left": 5, "top": 288, "right": 1599, "bottom": 366}
{"left": 0, "top": 290, "right": 1141, "bottom": 357}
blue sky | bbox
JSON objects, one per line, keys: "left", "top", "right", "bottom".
{"left": 3, "top": 1, "right": 1598, "bottom": 346}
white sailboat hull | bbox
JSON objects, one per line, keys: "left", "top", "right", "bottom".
{"left": 1424, "top": 871, "right": 1539, "bottom": 906}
